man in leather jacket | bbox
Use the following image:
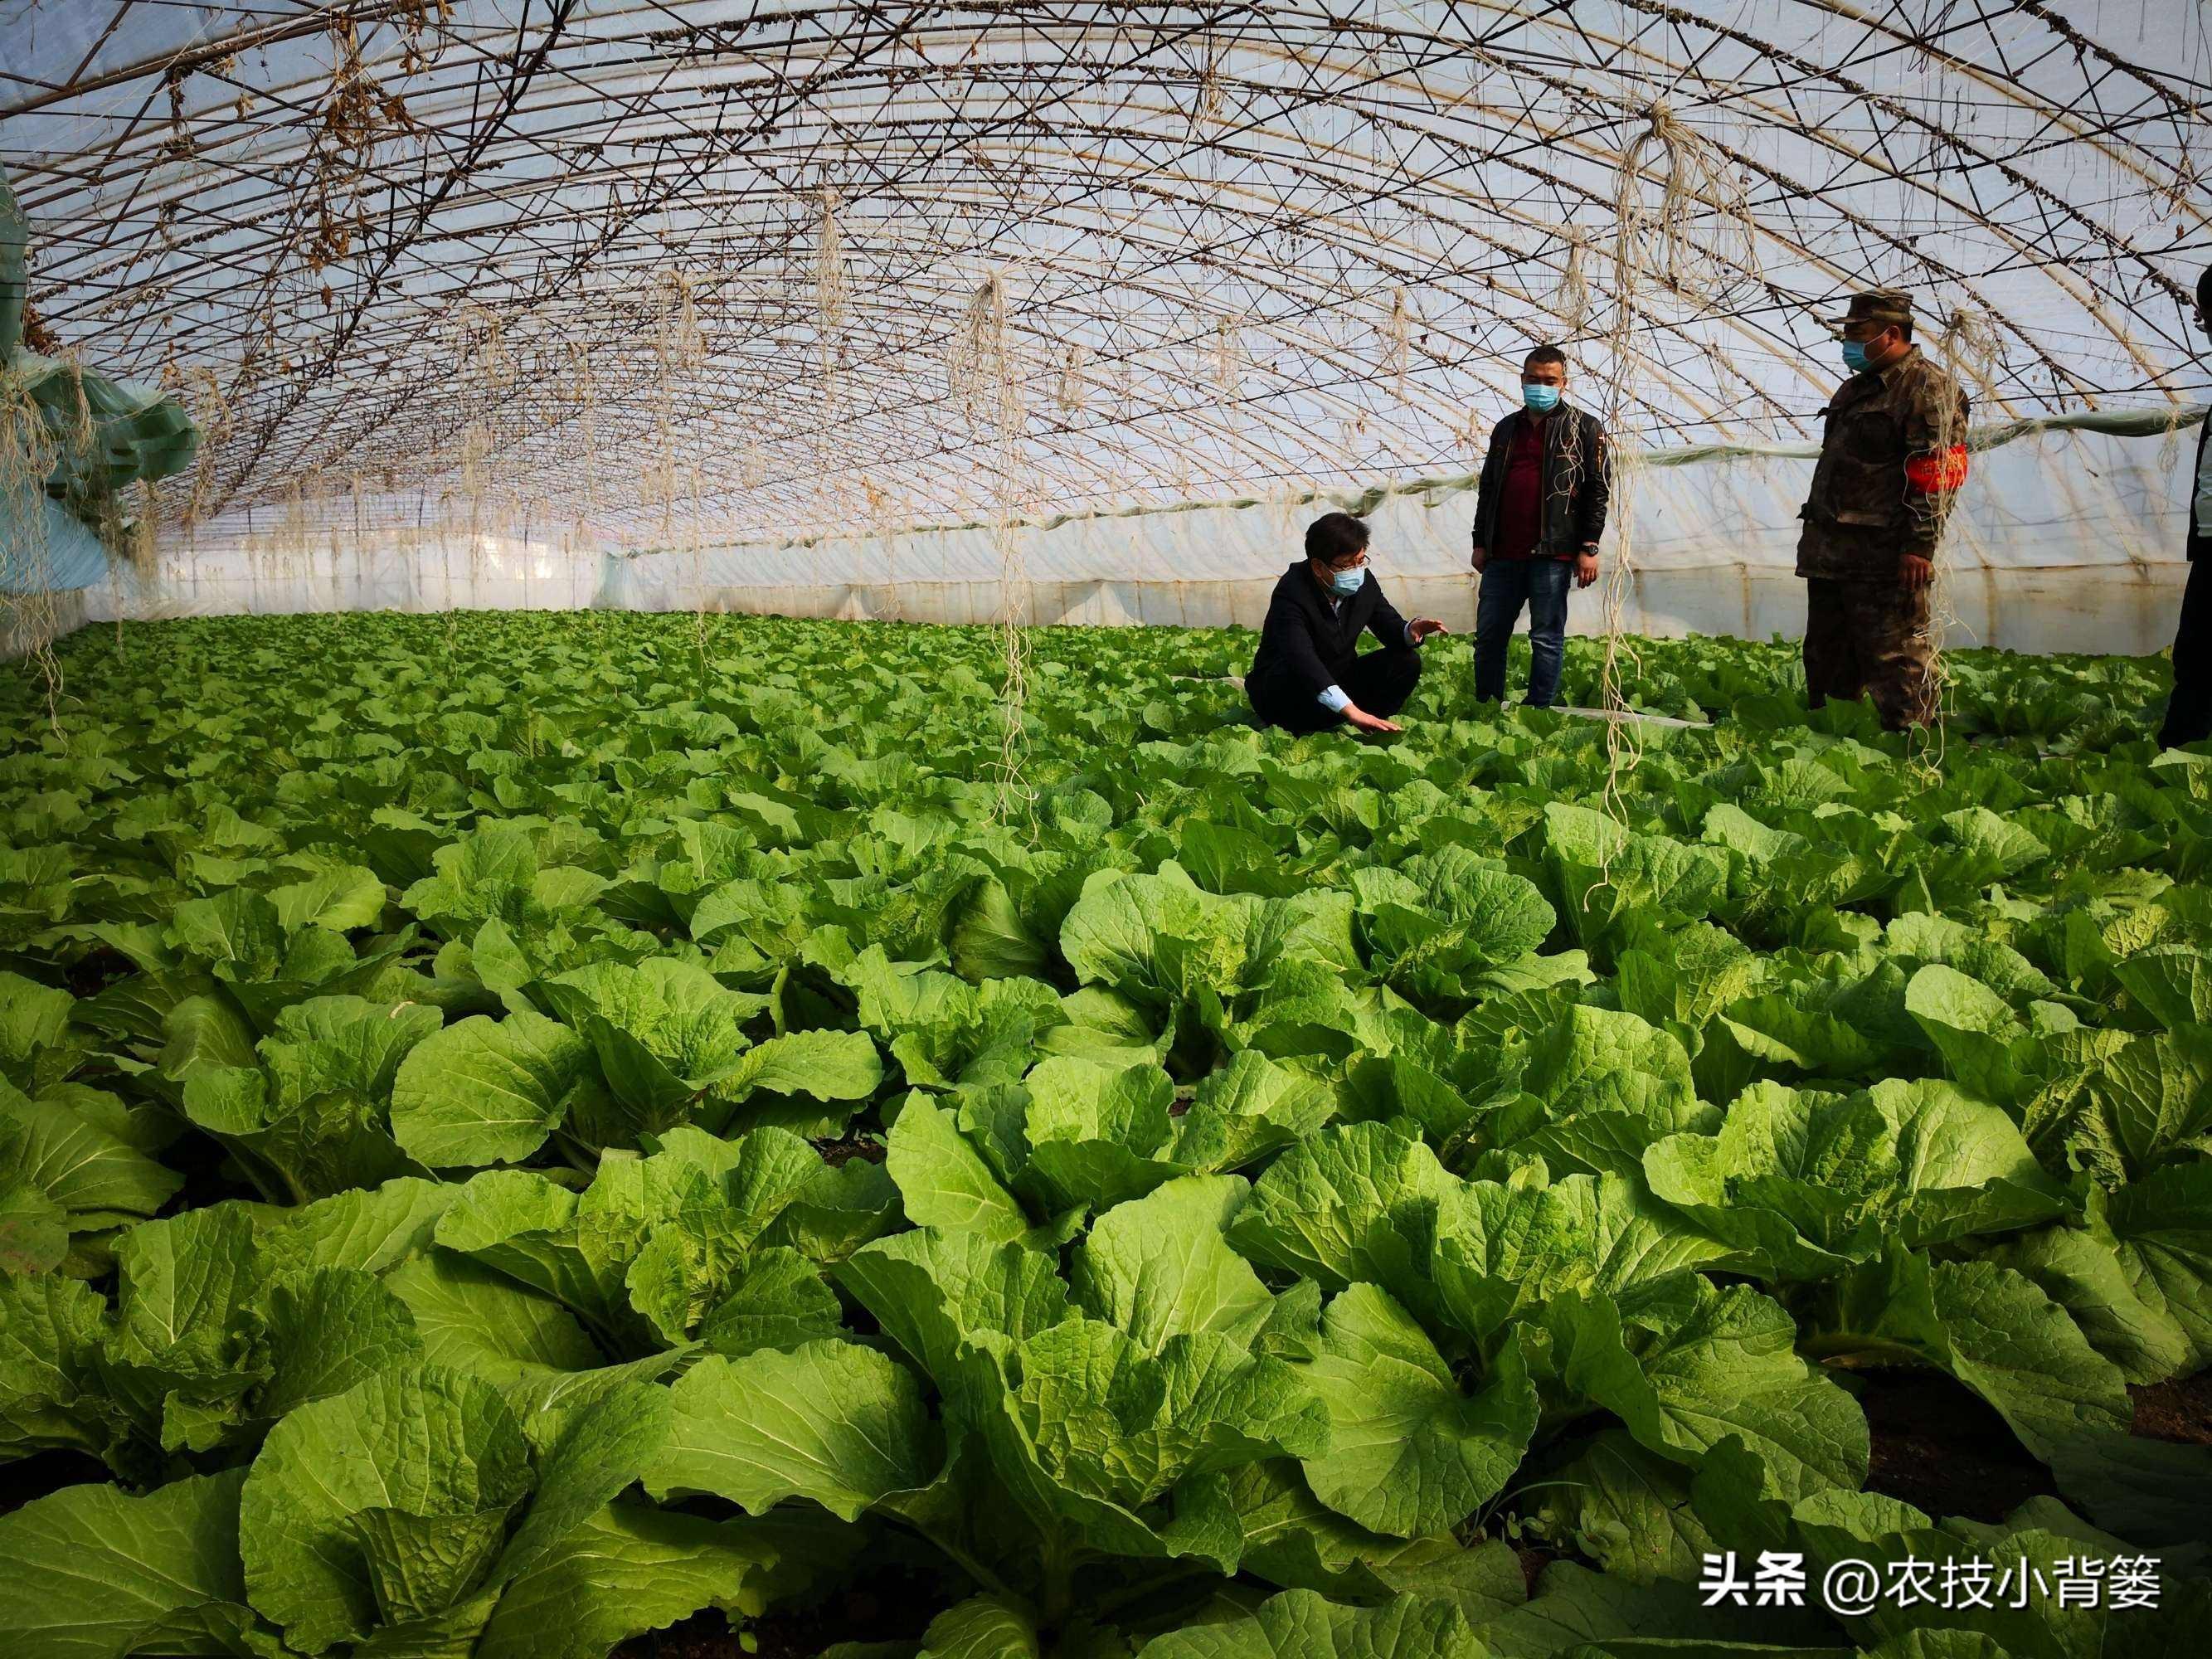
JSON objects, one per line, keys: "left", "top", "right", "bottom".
{"left": 1468, "top": 346, "right": 1611, "bottom": 708}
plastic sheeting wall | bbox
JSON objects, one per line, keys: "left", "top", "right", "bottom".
{"left": 78, "top": 411, "right": 2206, "bottom": 658}
{"left": 81, "top": 535, "right": 602, "bottom": 621}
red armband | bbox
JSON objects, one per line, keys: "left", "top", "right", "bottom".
{"left": 1904, "top": 445, "right": 1969, "bottom": 494}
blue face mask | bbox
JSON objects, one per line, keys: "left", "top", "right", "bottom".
{"left": 1840, "top": 340, "right": 1873, "bottom": 374}
{"left": 1325, "top": 564, "right": 1367, "bottom": 596}
{"left": 1522, "top": 383, "right": 1562, "bottom": 413}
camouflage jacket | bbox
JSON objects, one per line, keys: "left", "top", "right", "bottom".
{"left": 1795, "top": 346, "right": 1970, "bottom": 581}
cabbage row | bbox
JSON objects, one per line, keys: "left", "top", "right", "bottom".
{"left": 0, "top": 611, "right": 2205, "bottom": 1659}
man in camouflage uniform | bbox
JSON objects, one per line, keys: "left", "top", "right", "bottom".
{"left": 2155, "top": 264, "right": 2212, "bottom": 748}
{"left": 1795, "top": 289, "right": 1970, "bottom": 730}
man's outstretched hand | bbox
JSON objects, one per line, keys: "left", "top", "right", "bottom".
{"left": 1408, "top": 617, "right": 1449, "bottom": 644}
{"left": 1346, "top": 705, "right": 1403, "bottom": 733}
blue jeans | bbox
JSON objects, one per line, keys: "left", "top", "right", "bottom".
{"left": 1475, "top": 558, "right": 1572, "bottom": 707}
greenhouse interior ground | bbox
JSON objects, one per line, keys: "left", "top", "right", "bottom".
{"left": 3, "top": 4, "right": 2212, "bottom": 1657}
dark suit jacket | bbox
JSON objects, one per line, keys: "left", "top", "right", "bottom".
{"left": 1247, "top": 562, "right": 1412, "bottom": 698}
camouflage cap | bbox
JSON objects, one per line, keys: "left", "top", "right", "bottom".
{"left": 1823, "top": 288, "right": 1915, "bottom": 332}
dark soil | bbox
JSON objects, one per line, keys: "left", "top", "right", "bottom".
{"left": 2130, "top": 1369, "right": 2212, "bottom": 1445}
{"left": 162, "top": 1121, "right": 264, "bottom": 1212}
{"left": 61, "top": 946, "right": 138, "bottom": 999}
{"left": 1851, "top": 1368, "right": 2059, "bottom": 1523}
{"left": 811, "top": 1134, "right": 887, "bottom": 1169}
{"left": 1851, "top": 1365, "right": 2212, "bottom": 1524}
{"left": 1514, "top": 1542, "right": 1558, "bottom": 1596}
{"left": 614, "top": 1611, "right": 750, "bottom": 1659}
{"left": 615, "top": 1582, "right": 927, "bottom": 1659}
{"left": 0, "top": 1447, "right": 112, "bottom": 1517}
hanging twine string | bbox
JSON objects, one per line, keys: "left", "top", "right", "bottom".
{"left": 814, "top": 187, "right": 850, "bottom": 529}
{"left": 1213, "top": 315, "right": 1242, "bottom": 401}
{"left": 0, "top": 357, "right": 62, "bottom": 711}
{"left": 1055, "top": 341, "right": 1089, "bottom": 418}
{"left": 863, "top": 474, "right": 904, "bottom": 620}
{"left": 1381, "top": 287, "right": 1412, "bottom": 392}
{"left": 951, "top": 270, "right": 1037, "bottom": 830}
{"left": 1584, "top": 104, "right": 1764, "bottom": 886}
{"left": 1556, "top": 230, "right": 1593, "bottom": 337}
{"left": 643, "top": 266, "right": 712, "bottom": 682}
{"left": 814, "top": 188, "right": 850, "bottom": 346}
{"left": 1914, "top": 301, "right": 2001, "bottom": 773}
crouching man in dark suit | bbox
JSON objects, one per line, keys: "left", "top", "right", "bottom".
{"left": 1246, "top": 512, "right": 1449, "bottom": 734}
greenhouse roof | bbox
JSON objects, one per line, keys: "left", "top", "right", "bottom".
{"left": 2, "top": 0, "right": 2207, "bottom": 548}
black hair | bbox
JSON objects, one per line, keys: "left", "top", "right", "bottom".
{"left": 2199, "top": 264, "right": 2212, "bottom": 318}
{"left": 1895, "top": 318, "right": 1915, "bottom": 343}
{"left": 1305, "top": 511, "right": 1370, "bottom": 567}
{"left": 1524, "top": 344, "right": 1569, "bottom": 371}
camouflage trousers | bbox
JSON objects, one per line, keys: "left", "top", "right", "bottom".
{"left": 1801, "top": 577, "right": 1936, "bottom": 730}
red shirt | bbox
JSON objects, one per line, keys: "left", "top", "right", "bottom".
{"left": 1493, "top": 412, "right": 1567, "bottom": 561}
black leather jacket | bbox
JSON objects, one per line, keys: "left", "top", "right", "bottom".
{"left": 1470, "top": 403, "right": 1612, "bottom": 558}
